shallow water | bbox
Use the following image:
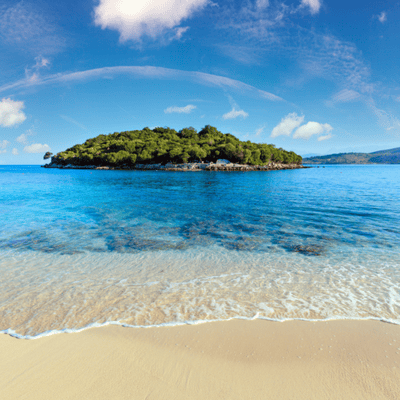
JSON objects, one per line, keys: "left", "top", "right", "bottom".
{"left": 1, "top": 165, "right": 399, "bottom": 338}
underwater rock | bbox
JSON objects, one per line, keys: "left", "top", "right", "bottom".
{"left": 289, "top": 244, "right": 325, "bottom": 256}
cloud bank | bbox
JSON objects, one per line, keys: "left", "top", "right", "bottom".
{"left": 331, "top": 89, "right": 361, "bottom": 103}
{"left": 16, "top": 131, "right": 32, "bottom": 144}
{"left": 218, "top": 2, "right": 373, "bottom": 97}
{"left": 378, "top": 12, "right": 387, "bottom": 23}
{"left": 271, "top": 113, "right": 304, "bottom": 138}
{"left": 222, "top": 107, "right": 249, "bottom": 120}
{"left": 94, "top": 0, "right": 208, "bottom": 42}
{"left": 366, "top": 98, "right": 400, "bottom": 134}
{"left": 24, "top": 143, "right": 50, "bottom": 153}
{"left": 255, "top": 125, "right": 265, "bottom": 136}
{"left": 0, "top": 1, "right": 64, "bottom": 54}
{"left": 0, "top": 140, "right": 9, "bottom": 153}
{"left": 0, "top": 98, "right": 26, "bottom": 127}
{"left": 164, "top": 104, "right": 197, "bottom": 114}
{"left": 317, "top": 133, "right": 333, "bottom": 141}
{"left": 293, "top": 121, "right": 333, "bottom": 139}
{"left": 271, "top": 113, "right": 333, "bottom": 140}
{"left": 0, "top": 66, "right": 282, "bottom": 102}
{"left": 301, "top": 0, "right": 321, "bottom": 15}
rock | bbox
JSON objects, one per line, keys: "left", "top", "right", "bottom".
{"left": 41, "top": 161, "right": 306, "bottom": 172}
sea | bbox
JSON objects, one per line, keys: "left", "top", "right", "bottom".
{"left": 0, "top": 164, "right": 399, "bottom": 338}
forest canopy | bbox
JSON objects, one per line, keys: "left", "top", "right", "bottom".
{"left": 51, "top": 125, "right": 302, "bottom": 167}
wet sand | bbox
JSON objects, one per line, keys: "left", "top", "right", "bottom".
{"left": 1, "top": 319, "right": 400, "bottom": 399}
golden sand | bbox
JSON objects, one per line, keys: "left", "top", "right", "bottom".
{"left": 1, "top": 319, "right": 400, "bottom": 399}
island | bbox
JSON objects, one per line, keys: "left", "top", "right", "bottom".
{"left": 43, "top": 125, "right": 304, "bottom": 171}
{"left": 303, "top": 147, "right": 400, "bottom": 164}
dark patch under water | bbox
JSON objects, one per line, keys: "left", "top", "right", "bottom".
{"left": 0, "top": 166, "right": 399, "bottom": 259}
{"left": 1, "top": 165, "right": 400, "bottom": 337}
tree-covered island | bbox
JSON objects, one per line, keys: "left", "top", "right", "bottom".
{"left": 44, "top": 125, "right": 303, "bottom": 171}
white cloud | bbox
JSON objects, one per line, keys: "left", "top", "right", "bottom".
{"left": 216, "top": 1, "right": 283, "bottom": 47}
{"left": 23, "top": 143, "right": 50, "bottom": 153}
{"left": 24, "top": 57, "right": 51, "bottom": 85}
{"left": 332, "top": 93, "right": 400, "bottom": 135}
{"left": 378, "top": 12, "right": 387, "bottom": 23}
{"left": 222, "top": 107, "right": 248, "bottom": 120}
{"left": 255, "top": 125, "right": 266, "bottom": 136}
{"left": 332, "top": 89, "right": 361, "bottom": 103}
{"left": 16, "top": 130, "right": 33, "bottom": 144}
{"left": 301, "top": 0, "right": 321, "bottom": 14}
{"left": 0, "top": 140, "right": 9, "bottom": 149}
{"left": 0, "top": 2, "right": 64, "bottom": 54}
{"left": 218, "top": 4, "right": 372, "bottom": 95}
{"left": 298, "top": 35, "right": 372, "bottom": 94}
{"left": 271, "top": 113, "right": 304, "bottom": 138}
{"left": 0, "top": 66, "right": 282, "bottom": 101}
{"left": 0, "top": 98, "right": 26, "bottom": 127}
{"left": 223, "top": 95, "right": 249, "bottom": 120}
{"left": 174, "top": 26, "right": 189, "bottom": 40}
{"left": 317, "top": 133, "right": 333, "bottom": 141}
{"left": 0, "top": 140, "right": 10, "bottom": 153}
{"left": 256, "top": 0, "right": 269, "bottom": 10}
{"left": 25, "top": 73, "right": 39, "bottom": 84}
{"left": 366, "top": 98, "right": 400, "bottom": 134}
{"left": 94, "top": 0, "right": 208, "bottom": 42}
{"left": 164, "top": 104, "right": 197, "bottom": 114}
{"left": 12, "top": 148, "right": 19, "bottom": 155}
{"left": 293, "top": 122, "right": 333, "bottom": 139}
{"left": 34, "top": 56, "right": 50, "bottom": 68}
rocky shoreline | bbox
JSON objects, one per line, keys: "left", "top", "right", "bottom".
{"left": 42, "top": 161, "right": 306, "bottom": 172}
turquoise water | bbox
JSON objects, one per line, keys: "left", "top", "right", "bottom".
{"left": 0, "top": 165, "right": 399, "bottom": 338}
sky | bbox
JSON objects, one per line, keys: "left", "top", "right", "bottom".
{"left": 1, "top": 0, "right": 400, "bottom": 164}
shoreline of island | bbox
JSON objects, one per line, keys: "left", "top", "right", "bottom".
{"left": 42, "top": 161, "right": 307, "bottom": 171}
{"left": 41, "top": 125, "right": 304, "bottom": 171}
{"left": 1, "top": 318, "right": 399, "bottom": 399}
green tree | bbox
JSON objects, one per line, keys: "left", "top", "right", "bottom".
{"left": 52, "top": 125, "right": 302, "bottom": 167}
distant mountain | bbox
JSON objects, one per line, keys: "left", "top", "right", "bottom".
{"left": 303, "top": 147, "right": 400, "bottom": 164}
{"left": 301, "top": 153, "right": 322, "bottom": 158}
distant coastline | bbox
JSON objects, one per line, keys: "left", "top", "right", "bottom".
{"left": 303, "top": 146, "right": 400, "bottom": 164}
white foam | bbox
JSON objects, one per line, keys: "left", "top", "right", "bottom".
{"left": 1, "top": 246, "right": 400, "bottom": 339}
{"left": 2, "top": 315, "right": 399, "bottom": 341}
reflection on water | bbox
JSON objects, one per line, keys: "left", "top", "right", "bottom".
{"left": 0, "top": 165, "right": 399, "bottom": 337}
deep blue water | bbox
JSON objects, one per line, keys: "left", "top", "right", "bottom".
{"left": 0, "top": 165, "right": 399, "bottom": 337}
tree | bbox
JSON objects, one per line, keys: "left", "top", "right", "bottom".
{"left": 53, "top": 125, "right": 302, "bottom": 167}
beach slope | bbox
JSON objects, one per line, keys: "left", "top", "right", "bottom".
{"left": 1, "top": 319, "right": 399, "bottom": 399}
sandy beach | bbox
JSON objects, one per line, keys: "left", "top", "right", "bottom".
{"left": 1, "top": 319, "right": 399, "bottom": 399}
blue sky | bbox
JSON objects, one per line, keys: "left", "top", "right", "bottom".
{"left": 1, "top": 0, "right": 399, "bottom": 163}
